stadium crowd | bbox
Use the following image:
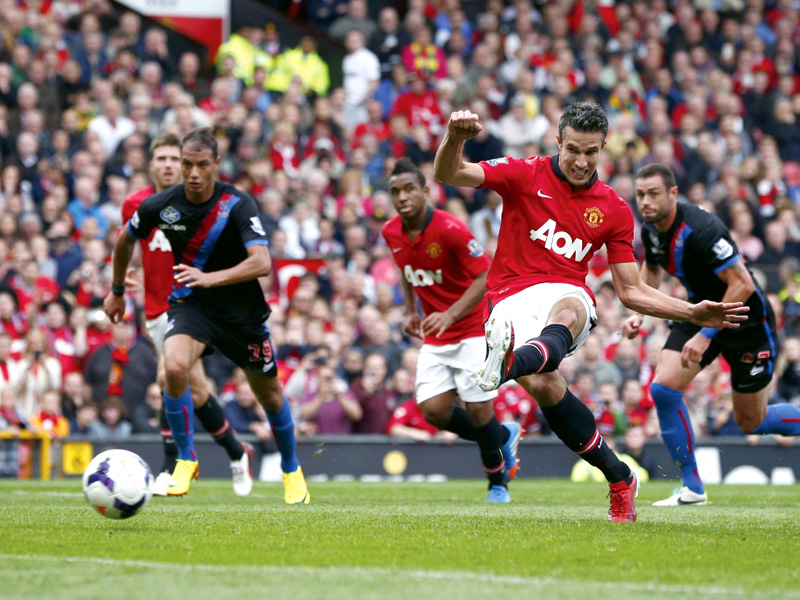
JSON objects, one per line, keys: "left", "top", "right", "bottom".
{"left": 1, "top": 0, "right": 800, "bottom": 475}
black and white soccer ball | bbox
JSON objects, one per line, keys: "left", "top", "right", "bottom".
{"left": 82, "top": 449, "right": 154, "bottom": 519}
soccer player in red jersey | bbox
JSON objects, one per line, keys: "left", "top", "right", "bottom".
{"left": 434, "top": 102, "right": 748, "bottom": 522}
{"left": 121, "top": 133, "right": 253, "bottom": 497}
{"left": 382, "top": 158, "right": 521, "bottom": 503}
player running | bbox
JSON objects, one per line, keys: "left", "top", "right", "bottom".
{"left": 105, "top": 128, "right": 309, "bottom": 504}
{"left": 434, "top": 102, "right": 748, "bottom": 522}
{"left": 626, "top": 163, "right": 800, "bottom": 506}
{"left": 121, "top": 133, "right": 254, "bottom": 497}
{"left": 382, "top": 158, "right": 521, "bottom": 503}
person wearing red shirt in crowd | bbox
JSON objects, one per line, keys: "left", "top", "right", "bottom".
{"left": 434, "top": 102, "right": 748, "bottom": 522}
{"left": 8, "top": 258, "right": 59, "bottom": 315}
{"left": 353, "top": 99, "right": 391, "bottom": 148}
{"left": 390, "top": 70, "right": 443, "bottom": 141}
{"left": 494, "top": 380, "right": 542, "bottom": 437}
{"left": 121, "top": 132, "right": 254, "bottom": 497}
{"left": 0, "top": 290, "right": 26, "bottom": 360}
{"left": 41, "top": 300, "right": 80, "bottom": 377}
{"left": 382, "top": 158, "right": 522, "bottom": 503}
{"left": 388, "top": 398, "right": 439, "bottom": 441}
{"left": 0, "top": 332, "right": 21, "bottom": 391}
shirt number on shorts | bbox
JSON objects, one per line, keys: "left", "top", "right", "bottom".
{"left": 248, "top": 341, "right": 274, "bottom": 363}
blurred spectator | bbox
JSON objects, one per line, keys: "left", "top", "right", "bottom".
{"left": 329, "top": 0, "right": 377, "bottom": 43}
{"left": 347, "top": 352, "right": 396, "bottom": 433}
{"left": 70, "top": 402, "right": 104, "bottom": 437}
{"left": 132, "top": 382, "right": 162, "bottom": 434}
{"left": 370, "top": 6, "right": 410, "bottom": 80}
{"left": 224, "top": 380, "right": 275, "bottom": 453}
{"left": 16, "top": 328, "right": 61, "bottom": 418}
{"left": 95, "top": 395, "right": 133, "bottom": 438}
{"left": 342, "top": 30, "right": 380, "bottom": 130}
{"left": 87, "top": 97, "right": 135, "bottom": 158}
{"left": 83, "top": 317, "right": 157, "bottom": 415}
{"left": 299, "top": 363, "right": 361, "bottom": 434}
{"left": 29, "top": 390, "right": 69, "bottom": 438}
{"left": 620, "top": 425, "right": 659, "bottom": 480}
{"left": 0, "top": 331, "right": 21, "bottom": 391}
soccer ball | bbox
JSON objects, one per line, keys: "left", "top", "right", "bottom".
{"left": 82, "top": 449, "right": 154, "bottom": 519}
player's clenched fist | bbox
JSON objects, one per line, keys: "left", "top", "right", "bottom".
{"left": 447, "top": 110, "right": 483, "bottom": 140}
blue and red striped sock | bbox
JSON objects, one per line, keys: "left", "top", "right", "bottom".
{"left": 651, "top": 382, "right": 703, "bottom": 494}
{"left": 267, "top": 396, "right": 299, "bottom": 473}
{"left": 163, "top": 386, "right": 196, "bottom": 461}
{"left": 750, "top": 403, "right": 800, "bottom": 435}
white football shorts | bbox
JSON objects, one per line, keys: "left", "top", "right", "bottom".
{"left": 145, "top": 312, "right": 169, "bottom": 357}
{"left": 492, "top": 282, "right": 597, "bottom": 356}
{"left": 416, "top": 336, "right": 497, "bottom": 403}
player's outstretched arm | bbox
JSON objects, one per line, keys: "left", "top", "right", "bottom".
{"left": 610, "top": 261, "right": 749, "bottom": 328}
{"left": 173, "top": 245, "right": 271, "bottom": 289}
{"left": 104, "top": 226, "right": 138, "bottom": 323}
{"left": 623, "top": 263, "right": 663, "bottom": 339}
{"left": 433, "top": 110, "right": 486, "bottom": 188}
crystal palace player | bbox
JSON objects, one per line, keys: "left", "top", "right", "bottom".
{"left": 626, "top": 163, "right": 800, "bottom": 506}
{"left": 382, "top": 158, "right": 521, "bottom": 503}
{"left": 434, "top": 102, "right": 748, "bottom": 522}
{"left": 105, "top": 128, "right": 309, "bottom": 504}
{"left": 121, "top": 133, "right": 254, "bottom": 497}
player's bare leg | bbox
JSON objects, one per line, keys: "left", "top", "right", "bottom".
{"left": 162, "top": 334, "right": 205, "bottom": 496}
{"left": 246, "top": 370, "right": 309, "bottom": 504}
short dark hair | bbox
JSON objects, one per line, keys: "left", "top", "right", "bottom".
{"left": 557, "top": 102, "right": 609, "bottom": 141}
{"left": 391, "top": 157, "right": 425, "bottom": 188}
{"left": 181, "top": 128, "right": 218, "bottom": 158}
{"left": 150, "top": 132, "right": 181, "bottom": 154}
{"left": 635, "top": 163, "right": 677, "bottom": 190}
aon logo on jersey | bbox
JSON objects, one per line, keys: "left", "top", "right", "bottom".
{"left": 529, "top": 219, "right": 592, "bottom": 262}
{"left": 148, "top": 229, "right": 172, "bottom": 253}
{"left": 404, "top": 264, "right": 442, "bottom": 287}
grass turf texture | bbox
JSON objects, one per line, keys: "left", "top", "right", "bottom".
{"left": 1, "top": 479, "right": 798, "bottom": 600}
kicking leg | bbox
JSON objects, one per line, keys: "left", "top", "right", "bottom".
{"left": 519, "top": 371, "right": 638, "bottom": 522}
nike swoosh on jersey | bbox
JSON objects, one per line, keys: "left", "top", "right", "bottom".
{"left": 392, "top": 247, "right": 403, "bottom": 253}
{"left": 537, "top": 189, "right": 553, "bottom": 199}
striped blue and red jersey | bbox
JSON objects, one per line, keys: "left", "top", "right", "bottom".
{"left": 127, "top": 181, "right": 271, "bottom": 323}
{"left": 641, "top": 201, "right": 765, "bottom": 329}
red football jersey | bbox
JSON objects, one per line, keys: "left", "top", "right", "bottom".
{"left": 382, "top": 208, "right": 490, "bottom": 345}
{"left": 479, "top": 155, "right": 636, "bottom": 308}
{"left": 387, "top": 398, "right": 439, "bottom": 435}
{"left": 121, "top": 186, "right": 174, "bottom": 319}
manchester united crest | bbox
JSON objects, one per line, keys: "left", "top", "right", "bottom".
{"left": 583, "top": 207, "right": 604, "bottom": 228}
{"left": 425, "top": 242, "right": 443, "bottom": 259}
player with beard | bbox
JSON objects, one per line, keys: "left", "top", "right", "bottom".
{"left": 627, "top": 163, "right": 800, "bottom": 506}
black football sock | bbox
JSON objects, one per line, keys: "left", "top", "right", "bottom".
{"left": 506, "top": 324, "right": 573, "bottom": 381}
{"left": 442, "top": 406, "right": 478, "bottom": 441}
{"left": 474, "top": 417, "right": 507, "bottom": 487}
{"left": 195, "top": 395, "right": 245, "bottom": 461}
{"left": 159, "top": 409, "right": 178, "bottom": 474}
{"left": 541, "top": 388, "right": 631, "bottom": 484}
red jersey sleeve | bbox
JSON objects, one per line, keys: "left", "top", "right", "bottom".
{"left": 605, "top": 197, "right": 636, "bottom": 264}
{"left": 478, "top": 156, "right": 534, "bottom": 203}
{"left": 441, "top": 217, "right": 490, "bottom": 278}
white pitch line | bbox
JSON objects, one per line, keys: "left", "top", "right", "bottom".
{"left": 0, "top": 554, "right": 755, "bottom": 597}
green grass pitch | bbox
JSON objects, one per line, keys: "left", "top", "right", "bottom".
{"left": 1, "top": 478, "right": 799, "bottom": 600}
